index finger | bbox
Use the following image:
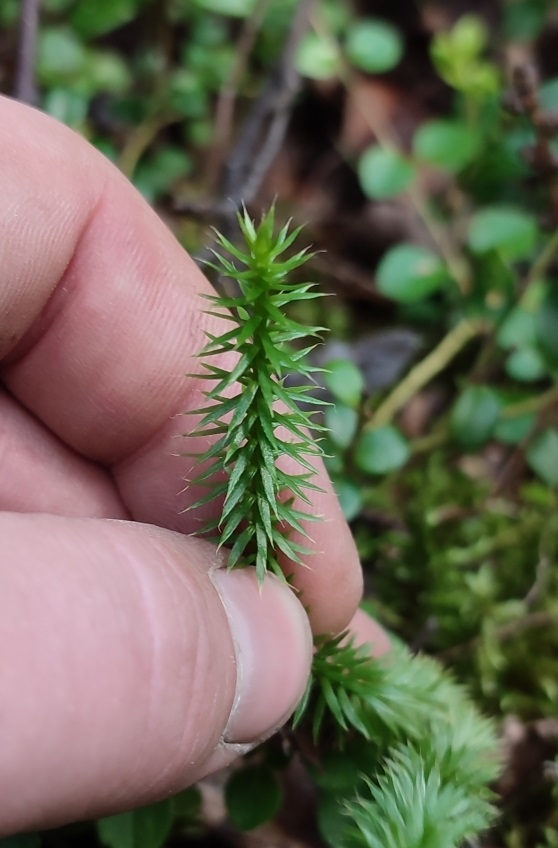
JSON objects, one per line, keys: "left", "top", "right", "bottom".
{"left": 0, "top": 96, "right": 362, "bottom": 635}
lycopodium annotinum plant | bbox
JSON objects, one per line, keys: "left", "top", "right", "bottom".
{"left": 188, "top": 207, "right": 501, "bottom": 848}
{"left": 188, "top": 206, "right": 325, "bottom": 583}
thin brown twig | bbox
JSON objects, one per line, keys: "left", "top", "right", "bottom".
{"left": 177, "top": 1, "right": 313, "bottom": 291}
{"left": 222, "top": 0, "right": 314, "bottom": 208}
{"left": 14, "top": 0, "right": 41, "bottom": 104}
{"left": 492, "top": 387, "right": 558, "bottom": 497}
{"left": 206, "top": 0, "right": 274, "bottom": 188}
{"left": 508, "top": 62, "right": 558, "bottom": 226}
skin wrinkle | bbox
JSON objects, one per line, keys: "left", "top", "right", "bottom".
{"left": 0, "top": 161, "right": 105, "bottom": 365}
{"left": 0, "top": 388, "right": 128, "bottom": 518}
{"left": 4, "top": 199, "right": 102, "bottom": 367}
{"left": 144, "top": 549, "right": 210, "bottom": 788}
{"left": 103, "top": 524, "right": 162, "bottom": 797}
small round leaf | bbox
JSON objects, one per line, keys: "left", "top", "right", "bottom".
{"left": 377, "top": 243, "right": 447, "bottom": 302}
{"left": 345, "top": 18, "right": 403, "bottom": 74}
{"left": 333, "top": 478, "right": 363, "bottom": 521}
{"left": 325, "top": 404, "right": 359, "bottom": 450}
{"left": 296, "top": 33, "right": 340, "bottom": 80}
{"left": 494, "top": 412, "right": 535, "bottom": 445}
{"left": 173, "top": 786, "right": 202, "bottom": 820}
{"left": 358, "top": 146, "right": 415, "bottom": 199}
{"left": 324, "top": 359, "right": 365, "bottom": 408}
{"left": 355, "top": 426, "right": 410, "bottom": 474}
{"left": 97, "top": 799, "right": 174, "bottom": 848}
{"left": 225, "top": 765, "right": 283, "bottom": 831}
{"left": 71, "top": 0, "right": 138, "bottom": 38}
{"left": 451, "top": 385, "right": 501, "bottom": 448}
{"left": 38, "top": 27, "right": 86, "bottom": 84}
{"left": 43, "top": 88, "right": 89, "bottom": 126}
{"left": 505, "top": 347, "right": 547, "bottom": 382}
{"left": 413, "top": 119, "right": 478, "bottom": 172}
{"left": 193, "top": 0, "right": 256, "bottom": 16}
{"left": 527, "top": 428, "right": 558, "bottom": 487}
{"left": 451, "top": 15, "right": 488, "bottom": 58}
{"left": 497, "top": 306, "right": 537, "bottom": 350}
{"left": 468, "top": 206, "right": 537, "bottom": 260}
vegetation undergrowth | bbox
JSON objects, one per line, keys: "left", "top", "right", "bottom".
{"left": 5, "top": 1, "right": 558, "bottom": 846}
{"left": 186, "top": 206, "right": 501, "bottom": 847}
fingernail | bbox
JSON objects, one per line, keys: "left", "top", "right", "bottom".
{"left": 210, "top": 569, "right": 312, "bottom": 744}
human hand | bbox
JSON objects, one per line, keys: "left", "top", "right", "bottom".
{"left": 0, "top": 95, "right": 387, "bottom": 835}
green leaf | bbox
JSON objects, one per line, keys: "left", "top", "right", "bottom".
{"left": 97, "top": 799, "right": 174, "bottom": 848}
{"left": 345, "top": 18, "right": 403, "bottom": 74}
{"left": 527, "top": 429, "right": 558, "bottom": 487}
{"left": 494, "top": 412, "right": 535, "bottom": 445}
{"left": 83, "top": 50, "right": 132, "bottom": 95}
{"left": 43, "top": 88, "right": 89, "bottom": 127}
{"left": 358, "top": 146, "right": 415, "bottom": 199}
{"left": 504, "top": 0, "right": 546, "bottom": 40}
{"left": 225, "top": 765, "right": 283, "bottom": 830}
{"left": 296, "top": 32, "right": 340, "bottom": 80}
{"left": 505, "top": 347, "right": 547, "bottom": 382}
{"left": 314, "top": 747, "right": 369, "bottom": 792}
{"left": 325, "top": 404, "right": 359, "bottom": 450}
{"left": 449, "top": 14, "right": 488, "bottom": 58}
{"left": 376, "top": 243, "right": 447, "bottom": 303}
{"left": 431, "top": 15, "right": 500, "bottom": 96}
{"left": 172, "top": 786, "right": 202, "bottom": 820}
{"left": 497, "top": 306, "right": 537, "bottom": 350}
{"left": 451, "top": 385, "right": 501, "bottom": 448}
{"left": 43, "top": 0, "right": 75, "bottom": 11}
{"left": 193, "top": 0, "right": 256, "bottom": 16}
{"left": 71, "top": 0, "right": 139, "bottom": 38}
{"left": 0, "top": 0, "right": 18, "bottom": 25}
{"left": 135, "top": 147, "right": 193, "bottom": 201}
{"left": 38, "top": 27, "right": 86, "bottom": 85}
{"left": 355, "top": 426, "right": 410, "bottom": 474}
{"left": 536, "top": 284, "right": 558, "bottom": 367}
{"left": 324, "top": 359, "right": 364, "bottom": 408}
{"left": 333, "top": 478, "right": 363, "bottom": 521}
{"left": 413, "top": 119, "right": 478, "bottom": 172}
{"left": 468, "top": 206, "right": 537, "bottom": 260}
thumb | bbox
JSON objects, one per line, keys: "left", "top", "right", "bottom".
{"left": 0, "top": 513, "right": 312, "bottom": 835}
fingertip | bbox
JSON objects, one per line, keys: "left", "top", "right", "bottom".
{"left": 349, "top": 607, "right": 392, "bottom": 657}
{"left": 0, "top": 515, "right": 315, "bottom": 833}
{"left": 210, "top": 568, "right": 313, "bottom": 744}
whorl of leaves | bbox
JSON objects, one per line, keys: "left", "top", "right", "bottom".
{"left": 295, "top": 633, "right": 500, "bottom": 847}
{"left": 346, "top": 740, "right": 496, "bottom": 848}
{"left": 187, "top": 207, "right": 325, "bottom": 582}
